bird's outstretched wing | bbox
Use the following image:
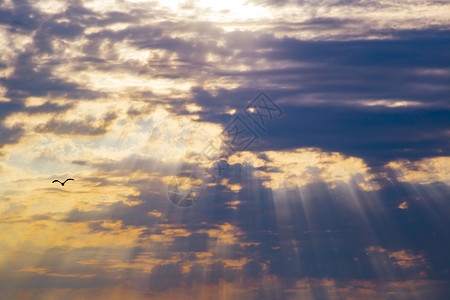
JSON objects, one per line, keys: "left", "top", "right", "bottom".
{"left": 52, "top": 180, "right": 62, "bottom": 184}
{"left": 63, "top": 178, "right": 74, "bottom": 184}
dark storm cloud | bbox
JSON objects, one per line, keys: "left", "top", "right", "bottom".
{"left": 63, "top": 200, "right": 162, "bottom": 227}
{"left": 25, "top": 101, "right": 74, "bottom": 114}
{"left": 242, "top": 260, "right": 264, "bottom": 278}
{"left": 35, "top": 112, "right": 117, "bottom": 136}
{"left": 84, "top": 20, "right": 223, "bottom": 49}
{"left": 184, "top": 28, "right": 450, "bottom": 166}
{"left": 298, "top": 17, "right": 359, "bottom": 28}
{"left": 0, "top": 0, "right": 42, "bottom": 31}
{"left": 147, "top": 263, "right": 183, "bottom": 291}
{"left": 79, "top": 22, "right": 229, "bottom": 81}
{"left": 211, "top": 63, "right": 450, "bottom": 107}
{"left": 0, "top": 104, "right": 23, "bottom": 153}
{"left": 0, "top": 3, "right": 103, "bottom": 102}
{"left": 132, "top": 35, "right": 208, "bottom": 58}
{"left": 260, "top": 32, "right": 450, "bottom": 68}
{"left": 0, "top": 0, "right": 147, "bottom": 35}
{"left": 189, "top": 86, "right": 449, "bottom": 166}
{"left": 75, "top": 19, "right": 229, "bottom": 79}
{"left": 33, "top": 19, "right": 84, "bottom": 53}
{"left": 0, "top": 51, "right": 102, "bottom": 101}
{"left": 187, "top": 261, "right": 238, "bottom": 284}
{"left": 186, "top": 86, "right": 258, "bottom": 114}
{"left": 215, "top": 30, "right": 450, "bottom": 105}
{"left": 0, "top": 124, "right": 24, "bottom": 149}
{"left": 169, "top": 232, "right": 214, "bottom": 252}
{"left": 0, "top": 101, "right": 23, "bottom": 120}
{"left": 61, "top": 3, "right": 167, "bottom": 28}
{"left": 270, "top": 17, "right": 373, "bottom": 36}
{"left": 254, "top": 105, "right": 450, "bottom": 166}
{"left": 84, "top": 24, "right": 163, "bottom": 53}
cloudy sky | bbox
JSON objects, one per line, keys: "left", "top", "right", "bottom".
{"left": 0, "top": 0, "right": 449, "bottom": 299}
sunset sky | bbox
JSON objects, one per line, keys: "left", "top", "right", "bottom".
{"left": 0, "top": 0, "right": 449, "bottom": 299}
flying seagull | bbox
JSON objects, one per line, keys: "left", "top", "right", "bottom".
{"left": 52, "top": 178, "right": 74, "bottom": 186}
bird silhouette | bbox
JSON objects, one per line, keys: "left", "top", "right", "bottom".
{"left": 52, "top": 178, "right": 74, "bottom": 186}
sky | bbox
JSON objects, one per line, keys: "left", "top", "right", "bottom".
{"left": 0, "top": 0, "right": 449, "bottom": 299}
